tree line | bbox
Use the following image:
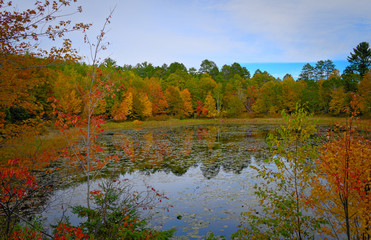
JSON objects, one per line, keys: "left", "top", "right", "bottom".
{"left": 3, "top": 42, "right": 371, "bottom": 136}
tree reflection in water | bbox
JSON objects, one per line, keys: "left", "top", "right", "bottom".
{"left": 102, "top": 124, "right": 274, "bottom": 179}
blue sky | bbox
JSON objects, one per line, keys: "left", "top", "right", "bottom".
{"left": 17, "top": 0, "right": 371, "bottom": 78}
{"left": 243, "top": 60, "right": 349, "bottom": 79}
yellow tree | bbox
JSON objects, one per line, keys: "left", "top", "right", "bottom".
{"left": 204, "top": 92, "right": 217, "bottom": 118}
{"left": 139, "top": 92, "right": 152, "bottom": 119}
{"left": 54, "top": 70, "right": 83, "bottom": 115}
{"left": 180, "top": 89, "right": 193, "bottom": 118}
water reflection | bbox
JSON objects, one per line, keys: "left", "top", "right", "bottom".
{"left": 101, "top": 125, "right": 274, "bottom": 179}
{"left": 41, "top": 124, "right": 277, "bottom": 239}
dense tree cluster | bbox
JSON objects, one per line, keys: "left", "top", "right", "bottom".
{"left": 2, "top": 48, "right": 370, "bottom": 135}
{"left": 0, "top": 0, "right": 369, "bottom": 131}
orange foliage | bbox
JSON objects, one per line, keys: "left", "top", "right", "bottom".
{"left": 54, "top": 223, "right": 92, "bottom": 240}
{"left": 0, "top": 2, "right": 91, "bottom": 236}
{"left": 146, "top": 81, "right": 168, "bottom": 115}
{"left": 112, "top": 91, "right": 133, "bottom": 121}
{"left": 0, "top": 0, "right": 89, "bottom": 60}
{"left": 311, "top": 96, "right": 371, "bottom": 239}
{"left": 50, "top": 66, "right": 117, "bottom": 176}
{"left": 0, "top": 0, "right": 89, "bottom": 139}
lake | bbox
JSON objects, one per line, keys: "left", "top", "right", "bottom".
{"left": 40, "top": 124, "right": 278, "bottom": 239}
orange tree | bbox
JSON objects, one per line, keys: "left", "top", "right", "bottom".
{"left": 0, "top": 0, "right": 89, "bottom": 237}
{"left": 311, "top": 94, "right": 371, "bottom": 239}
{"left": 50, "top": 9, "right": 118, "bottom": 209}
{"left": 47, "top": 7, "right": 175, "bottom": 239}
{"left": 0, "top": 0, "right": 90, "bottom": 141}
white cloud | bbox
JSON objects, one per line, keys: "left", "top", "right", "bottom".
{"left": 16, "top": 0, "right": 371, "bottom": 67}
{"left": 221, "top": 0, "right": 371, "bottom": 61}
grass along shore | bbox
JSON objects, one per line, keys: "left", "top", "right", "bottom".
{"left": 102, "top": 116, "right": 354, "bottom": 131}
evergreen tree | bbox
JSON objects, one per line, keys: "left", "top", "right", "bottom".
{"left": 347, "top": 42, "right": 371, "bottom": 77}
{"left": 299, "top": 63, "right": 315, "bottom": 81}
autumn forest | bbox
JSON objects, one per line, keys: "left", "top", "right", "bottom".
{"left": 3, "top": 52, "right": 371, "bottom": 128}
{"left": 1, "top": 0, "right": 371, "bottom": 240}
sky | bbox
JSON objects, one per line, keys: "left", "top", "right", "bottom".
{"left": 17, "top": 0, "right": 371, "bottom": 78}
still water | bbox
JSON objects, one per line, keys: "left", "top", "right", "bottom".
{"left": 41, "top": 124, "right": 277, "bottom": 239}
